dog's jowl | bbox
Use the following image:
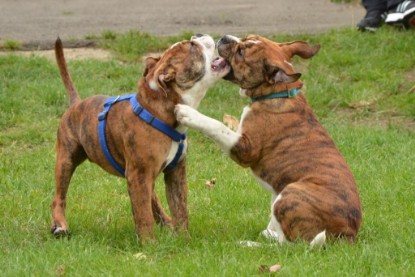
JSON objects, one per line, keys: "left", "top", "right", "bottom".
{"left": 175, "top": 34, "right": 361, "bottom": 245}
{"left": 51, "top": 34, "right": 229, "bottom": 240}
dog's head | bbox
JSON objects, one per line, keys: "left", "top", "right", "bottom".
{"left": 143, "top": 34, "right": 230, "bottom": 108}
{"left": 217, "top": 34, "right": 320, "bottom": 96}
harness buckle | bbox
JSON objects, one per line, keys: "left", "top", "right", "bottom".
{"left": 133, "top": 106, "right": 143, "bottom": 115}
{"left": 98, "top": 111, "right": 106, "bottom": 121}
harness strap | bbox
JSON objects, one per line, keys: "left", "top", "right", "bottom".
{"left": 97, "top": 94, "right": 186, "bottom": 176}
{"left": 129, "top": 96, "right": 186, "bottom": 143}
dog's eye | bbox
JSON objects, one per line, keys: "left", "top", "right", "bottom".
{"left": 237, "top": 48, "right": 243, "bottom": 56}
{"left": 190, "top": 41, "right": 197, "bottom": 51}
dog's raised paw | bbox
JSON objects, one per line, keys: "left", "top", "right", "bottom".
{"left": 175, "top": 104, "right": 199, "bottom": 126}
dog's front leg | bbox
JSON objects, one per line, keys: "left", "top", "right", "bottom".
{"left": 175, "top": 104, "right": 258, "bottom": 166}
{"left": 175, "top": 104, "right": 240, "bottom": 155}
{"left": 164, "top": 159, "right": 188, "bottom": 234}
{"left": 126, "top": 171, "right": 155, "bottom": 241}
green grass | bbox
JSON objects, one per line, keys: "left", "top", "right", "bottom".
{"left": 1, "top": 27, "right": 414, "bottom": 276}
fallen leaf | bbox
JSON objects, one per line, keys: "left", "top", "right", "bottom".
{"left": 349, "top": 100, "right": 376, "bottom": 109}
{"left": 238, "top": 240, "right": 262, "bottom": 248}
{"left": 223, "top": 114, "right": 239, "bottom": 131}
{"left": 258, "top": 263, "right": 282, "bottom": 273}
{"left": 133, "top": 252, "right": 147, "bottom": 260}
{"left": 56, "top": 264, "right": 65, "bottom": 276}
{"left": 205, "top": 178, "right": 216, "bottom": 188}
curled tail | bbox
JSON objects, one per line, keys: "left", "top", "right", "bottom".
{"left": 55, "top": 37, "right": 81, "bottom": 106}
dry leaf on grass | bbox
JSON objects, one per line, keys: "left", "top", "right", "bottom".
{"left": 55, "top": 264, "right": 65, "bottom": 276}
{"left": 238, "top": 240, "right": 262, "bottom": 248}
{"left": 223, "top": 114, "right": 239, "bottom": 131}
{"left": 205, "top": 178, "right": 216, "bottom": 188}
{"left": 133, "top": 252, "right": 147, "bottom": 260}
{"left": 258, "top": 263, "right": 282, "bottom": 273}
{"left": 349, "top": 100, "right": 376, "bottom": 109}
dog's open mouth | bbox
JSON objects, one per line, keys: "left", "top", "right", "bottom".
{"left": 211, "top": 57, "right": 230, "bottom": 73}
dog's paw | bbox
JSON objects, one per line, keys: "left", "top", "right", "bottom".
{"left": 260, "top": 229, "right": 280, "bottom": 241}
{"left": 174, "top": 104, "right": 201, "bottom": 128}
{"left": 51, "top": 225, "right": 71, "bottom": 238}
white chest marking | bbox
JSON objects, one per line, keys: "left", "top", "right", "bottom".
{"left": 164, "top": 139, "right": 187, "bottom": 170}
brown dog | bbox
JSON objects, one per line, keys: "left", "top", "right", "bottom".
{"left": 175, "top": 34, "right": 362, "bottom": 245}
{"left": 51, "top": 34, "right": 230, "bottom": 240}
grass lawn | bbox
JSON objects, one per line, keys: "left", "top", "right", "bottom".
{"left": 0, "top": 27, "right": 414, "bottom": 276}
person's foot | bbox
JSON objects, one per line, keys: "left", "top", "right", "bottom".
{"left": 357, "top": 10, "right": 386, "bottom": 32}
{"left": 385, "top": 0, "right": 415, "bottom": 29}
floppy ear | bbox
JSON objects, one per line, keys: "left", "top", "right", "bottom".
{"left": 143, "top": 56, "right": 160, "bottom": 77}
{"left": 266, "top": 65, "right": 301, "bottom": 84}
{"left": 156, "top": 70, "right": 176, "bottom": 93}
{"left": 279, "top": 41, "right": 320, "bottom": 59}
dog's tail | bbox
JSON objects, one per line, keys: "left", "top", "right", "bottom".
{"left": 55, "top": 37, "right": 81, "bottom": 106}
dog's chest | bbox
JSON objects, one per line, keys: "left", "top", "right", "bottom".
{"left": 165, "top": 140, "right": 188, "bottom": 168}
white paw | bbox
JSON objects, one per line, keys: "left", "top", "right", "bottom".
{"left": 261, "top": 229, "right": 280, "bottom": 241}
{"left": 174, "top": 104, "right": 201, "bottom": 128}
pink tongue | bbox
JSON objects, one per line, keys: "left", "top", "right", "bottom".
{"left": 211, "top": 57, "right": 226, "bottom": 69}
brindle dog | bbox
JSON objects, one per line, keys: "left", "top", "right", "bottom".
{"left": 175, "top": 34, "right": 361, "bottom": 245}
{"left": 51, "top": 34, "right": 230, "bottom": 240}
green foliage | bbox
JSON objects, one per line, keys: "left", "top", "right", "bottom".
{"left": 0, "top": 28, "right": 414, "bottom": 276}
{"left": 100, "top": 30, "right": 195, "bottom": 62}
{"left": 0, "top": 39, "right": 22, "bottom": 50}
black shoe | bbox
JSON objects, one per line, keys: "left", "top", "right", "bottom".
{"left": 385, "top": 0, "right": 415, "bottom": 29}
{"left": 357, "top": 10, "right": 386, "bottom": 32}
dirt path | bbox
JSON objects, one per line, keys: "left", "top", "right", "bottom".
{"left": 0, "top": 0, "right": 364, "bottom": 45}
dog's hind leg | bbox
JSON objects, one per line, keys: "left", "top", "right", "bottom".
{"left": 51, "top": 139, "right": 86, "bottom": 237}
{"left": 261, "top": 194, "right": 286, "bottom": 244}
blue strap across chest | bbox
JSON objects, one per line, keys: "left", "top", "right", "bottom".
{"left": 98, "top": 94, "right": 186, "bottom": 176}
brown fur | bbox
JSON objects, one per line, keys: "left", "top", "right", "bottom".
{"left": 219, "top": 35, "right": 362, "bottom": 243}
{"left": 51, "top": 37, "right": 210, "bottom": 240}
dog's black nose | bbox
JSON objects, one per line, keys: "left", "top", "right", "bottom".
{"left": 191, "top": 33, "right": 205, "bottom": 40}
{"left": 218, "top": 35, "right": 233, "bottom": 45}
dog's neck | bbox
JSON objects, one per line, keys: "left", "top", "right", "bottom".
{"left": 137, "top": 79, "right": 181, "bottom": 127}
{"left": 244, "top": 80, "right": 303, "bottom": 99}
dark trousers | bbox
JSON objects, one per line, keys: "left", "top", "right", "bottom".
{"left": 362, "top": 0, "right": 403, "bottom": 11}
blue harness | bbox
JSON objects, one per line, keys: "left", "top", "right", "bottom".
{"left": 98, "top": 94, "right": 186, "bottom": 176}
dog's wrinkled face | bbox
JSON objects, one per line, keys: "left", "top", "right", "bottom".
{"left": 144, "top": 34, "right": 230, "bottom": 107}
{"left": 217, "top": 34, "right": 320, "bottom": 90}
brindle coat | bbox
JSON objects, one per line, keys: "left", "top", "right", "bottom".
{"left": 176, "top": 35, "right": 362, "bottom": 243}
{"left": 51, "top": 35, "right": 222, "bottom": 240}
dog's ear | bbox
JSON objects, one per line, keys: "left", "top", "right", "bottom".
{"left": 266, "top": 65, "right": 301, "bottom": 84}
{"left": 143, "top": 56, "right": 161, "bottom": 77}
{"left": 279, "top": 41, "right": 320, "bottom": 59}
{"left": 156, "top": 70, "right": 176, "bottom": 94}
